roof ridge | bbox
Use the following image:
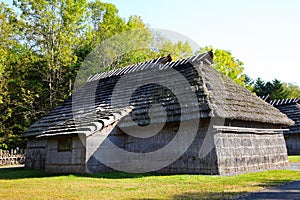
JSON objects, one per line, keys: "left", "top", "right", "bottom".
{"left": 23, "top": 51, "right": 294, "bottom": 138}
{"left": 270, "top": 97, "right": 300, "bottom": 106}
{"left": 86, "top": 52, "right": 211, "bottom": 82}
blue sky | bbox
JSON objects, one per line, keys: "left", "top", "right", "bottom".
{"left": 3, "top": 0, "right": 300, "bottom": 85}
{"left": 103, "top": 0, "right": 300, "bottom": 85}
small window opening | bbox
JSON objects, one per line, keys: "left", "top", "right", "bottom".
{"left": 58, "top": 136, "right": 72, "bottom": 152}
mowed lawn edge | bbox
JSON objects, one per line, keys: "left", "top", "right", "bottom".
{"left": 288, "top": 155, "right": 300, "bottom": 163}
{"left": 1, "top": 167, "right": 300, "bottom": 200}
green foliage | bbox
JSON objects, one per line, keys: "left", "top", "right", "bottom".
{"left": 283, "top": 83, "right": 300, "bottom": 98}
{"left": 244, "top": 75, "right": 255, "bottom": 91}
{"left": 105, "top": 33, "right": 193, "bottom": 70}
{"left": 158, "top": 40, "right": 193, "bottom": 60}
{"left": 0, "top": 44, "right": 47, "bottom": 149}
{"left": 0, "top": 0, "right": 194, "bottom": 148}
{"left": 0, "top": 3, "right": 30, "bottom": 149}
{"left": 14, "top": 0, "right": 88, "bottom": 107}
{"left": 200, "top": 46, "right": 246, "bottom": 86}
{"left": 0, "top": 3, "right": 20, "bottom": 104}
{"left": 252, "top": 78, "right": 300, "bottom": 100}
{"left": 86, "top": 0, "right": 127, "bottom": 45}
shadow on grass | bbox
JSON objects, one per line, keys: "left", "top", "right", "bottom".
{"left": 0, "top": 167, "right": 55, "bottom": 179}
{"left": 0, "top": 166, "right": 153, "bottom": 180}
{"left": 87, "top": 171, "right": 153, "bottom": 179}
{"left": 171, "top": 191, "right": 245, "bottom": 200}
{"left": 255, "top": 178, "right": 299, "bottom": 188}
{"left": 1, "top": 167, "right": 300, "bottom": 200}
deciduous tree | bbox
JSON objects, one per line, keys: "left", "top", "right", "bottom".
{"left": 200, "top": 46, "right": 246, "bottom": 86}
{"left": 14, "top": 0, "right": 87, "bottom": 107}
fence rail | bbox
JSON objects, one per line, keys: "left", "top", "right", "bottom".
{"left": 0, "top": 149, "right": 25, "bottom": 166}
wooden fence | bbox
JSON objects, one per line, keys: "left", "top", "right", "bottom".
{"left": 0, "top": 149, "right": 25, "bottom": 166}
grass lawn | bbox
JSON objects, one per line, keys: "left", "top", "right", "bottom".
{"left": 1, "top": 168, "right": 300, "bottom": 199}
{"left": 288, "top": 155, "right": 300, "bottom": 163}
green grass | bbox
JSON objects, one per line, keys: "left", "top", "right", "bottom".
{"left": 288, "top": 155, "right": 300, "bottom": 163}
{"left": 1, "top": 168, "right": 300, "bottom": 199}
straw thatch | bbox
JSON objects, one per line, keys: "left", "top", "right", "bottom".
{"left": 270, "top": 98, "right": 300, "bottom": 135}
{"left": 267, "top": 98, "right": 300, "bottom": 155}
{"left": 23, "top": 52, "right": 293, "bottom": 138}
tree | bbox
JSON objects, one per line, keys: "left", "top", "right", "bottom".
{"left": 267, "top": 79, "right": 290, "bottom": 99}
{"left": 253, "top": 78, "right": 266, "bottom": 96}
{"left": 77, "top": 5, "right": 193, "bottom": 79}
{"left": 0, "top": 3, "right": 20, "bottom": 104}
{"left": 252, "top": 78, "right": 294, "bottom": 100}
{"left": 0, "top": 3, "right": 24, "bottom": 149}
{"left": 14, "top": 0, "right": 87, "bottom": 107}
{"left": 0, "top": 0, "right": 195, "bottom": 149}
{"left": 0, "top": 19, "right": 47, "bottom": 149}
{"left": 200, "top": 46, "right": 246, "bottom": 86}
{"left": 87, "top": 0, "right": 127, "bottom": 45}
{"left": 158, "top": 40, "right": 193, "bottom": 60}
{"left": 244, "top": 74, "right": 254, "bottom": 91}
{"left": 74, "top": 3, "right": 155, "bottom": 85}
{"left": 284, "top": 83, "right": 300, "bottom": 98}
{"left": 0, "top": 46, "right": 46, "bottom": 149}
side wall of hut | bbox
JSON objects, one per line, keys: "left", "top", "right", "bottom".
{"left": 86, "top": 120, "right": 288, "bottom": 175}
{"left": 275, "top": 104, "right": 300, "bottom": 155}
{"left": 155, "top": 120, "right": 219, "bottom": 175}
{"left": 45, "top": 135, "right": 86, "bottom": 173}
{"left": 86, "top": 120, "right": 219, "bottom": 175}
{"left": 215, "top": 128, "right": 288, "bottom": 175}
{"left": 86, "top": 124, "right": 120, "bottom": 174}
{"left": 24, "top": 138, "right": 47, "bottom": 169}
{"left": 284, "top": 134, "right": 300, "bottom": 155}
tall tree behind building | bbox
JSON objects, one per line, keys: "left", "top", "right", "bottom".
{"left": 200, "top": 46, "right": 246, "bottom": 86}
{"left": 253, "top": 78, "right": 300, "bottom": 100}
{"left": 14, "top": 0, "right": 87, "bottom": 107}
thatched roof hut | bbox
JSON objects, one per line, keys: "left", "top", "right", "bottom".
{"left": 23, "top": 52, "right": 293, "bottom": 175}
{"left": 270, "top": 98, "right": 300, "bottom": 155}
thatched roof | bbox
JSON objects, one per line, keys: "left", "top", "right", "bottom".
{"left": 269, "top": 98, "right": 300, "bottom": 135}
{"left": 270, "top": 98, "right": 300, "bottom": 106}
{"left": 23, "top": 52, "right": 293, "bottom": 138}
